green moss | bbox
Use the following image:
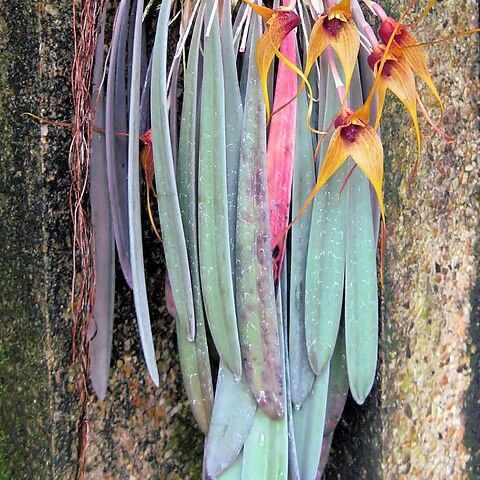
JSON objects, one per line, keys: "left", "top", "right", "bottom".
{"left": 0, "top": 0, "right": 77, "bottom": 477}
{"left": 0, "top": 453, "right": 10, "bottom": 480}
{"left": 0, "top": 0, "right": 49, "bottom": 476}
{"left": 169, "top": 403, "right": 203, "bottom": 478}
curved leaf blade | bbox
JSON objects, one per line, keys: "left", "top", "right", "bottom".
{"left": 198, "top": 0, "right": 242, "bottom": 376}
{"left": 89, "top": 3, "right": 115, "bottom": 400}
{"left": 289, "top": 83, "right": 315, "bottom": 408}
{"left": 205, "top": 364, "right": 256, "bottom": 477}
{"left": 236, "top": 15, "right": 284, "bottom": 419}
{"left": 128, "top": 0, "right": 159, "bottom": 385}
{"left": 345, "top": 62, "right": 379, "bottom": 404}
{"left": 305, "top": 70, "right": 347, "bottom": 375}
{"left": 242, "top": 404, "right": 288, "bottom": 479}
{"left": 221, "top": 0, "right": 243, "bottom": 269}
{"left": 214, "top": 452, "right": 243, "bottom": 480}
{"left": 293, "top": 365, "right": 330, "bottom": 480}
{"left": 345, "top": 163, "right": 378, "bottom": 403}
{"left": 105, "top": 0, "right": 132, "bottom": 288}
{"left": 151, "top": 0, "right": 196, "bottom": 341}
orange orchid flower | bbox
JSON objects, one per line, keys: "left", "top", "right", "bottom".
{"left": 296, "top": 100, "right": 385, "bottom": 228}
{"left": 243, "top": 0, "right": 301, "bottom": 121}
{"left": 367, "top": 44, "right": 422, "bottom": 181}
{"left": 291, "top": 97, "right": 388, "bottom": 284}
{"left": 378, "top": 16, "right": 443, "bottom": 116}
{"left": 305, "top": 0, "right": 360, "bottom": 97}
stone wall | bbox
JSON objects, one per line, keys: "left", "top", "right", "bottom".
{"left": 0, "top": 2, "right": 202, "bottom": 478}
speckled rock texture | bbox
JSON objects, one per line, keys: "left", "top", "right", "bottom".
{"left": 379, "top": 0, "right": 480, "bottom": 477}
{"left": 0, "top": 0, "right": 478, "bottom": 479}
{"left": 0, "top": 1, "right": 77, "bottom": 478}
{"left": 326, "top": 1, "right": 479, "bottom": 478}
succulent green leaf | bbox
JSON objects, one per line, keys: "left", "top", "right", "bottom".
{"left": 175, "top": 2, "right": 214, "bottom": 436}
{"left": 305, "top": 70, "right": 347, "bottom": 375}
{"left": 242, "top": 405, "right": 288, "bottom": 479}
{"left": 205, "top": 364, "right": 256, "bottom": 477}
{"left": 177, "top": 3, "right": 202, "bottom": 270}
{"left": 289, "top": 84, "right": 315, "bottom": 408}
{"left": 235, "top": 15, "right": 284, "bottom": 419}
{"left": 221, "top": 0, "right": 243, "bottom": 270}
{"left": 293, "top": 364, "right": 330, "bottom": 480}
{"left": 128, "top": 0, "right": 159, "bottom": 385}
{"left": 175, "top": 314, "right": 213, "bottom": 435}
{"left": 151, "top": 0, "right": 196, "bottom": 341}
{"left": 279, "top": 260, "right": 300, "bottom": 480}
{"left": 198, "top": 0, "right": 242, "bottom": 377}
{"left": 323, "top": 319, "right": 349, "bottom": 437}
{"left": 345, "top": 161, "right": 378, "bottom": 404}
{"left": 344, "top": 63, "right": 378, "bottom": 404}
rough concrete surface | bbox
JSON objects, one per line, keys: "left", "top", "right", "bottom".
{"left": 0, "top": 1, "right": 202, "bottom": 478}
{"left": 378, "top": 0, "right": 479, "bottom": 478}
{"left": 0, "top": 1, "right": 77, "bottom": 478}
{"left": 326, "top": 0, "right": 480, "bottom": 477}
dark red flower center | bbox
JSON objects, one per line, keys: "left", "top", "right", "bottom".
{"left": 277, "top": 10, "right": 301, "bottom": 33}
{"left": 334, "top": 108, "right": 354, "bottom": 129}
{"left": 383, "top": 59, "right": 395, "bottom": 77}
{"left": 340, "top": 124, "right": 362, "bottom": 143}
{"left": 367, "top": 49, "right": 382, "bottom": 70}
{"left": 379, "top": 17, "right": 407, "bottom": 44}
{"left": 324, "top": 17, "right": 344, "bottom": 37}
{"left": 367, "top": 47, "right": 396, "bottom": 77}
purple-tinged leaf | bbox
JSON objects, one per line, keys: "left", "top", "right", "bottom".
{"left": 241, "top": 271, "right": 288, "bottom": 478}
{"left": 105, "top": 0, "right": 132, "bottom": 287}
{"left": 127, "top": 0, "right": 159, "bottom": 386}
{"left": 316, "top": 432, "right": 334, "bottom": 479}
{"left": 236, "top": 15, "right": 283, "bottom": 419}
{"left": 89, "top": 2, "right": 115, "bottom": 400}
{"left": 139, "top": 53, "right": 153, "bottom": 134}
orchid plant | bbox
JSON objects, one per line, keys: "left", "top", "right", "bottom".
{"left": 86, "top": 0, "right": 476, "bottom": 477}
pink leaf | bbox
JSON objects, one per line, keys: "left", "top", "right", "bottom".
{"left": 266, "top": 27, "right": 297, "bottom": 280}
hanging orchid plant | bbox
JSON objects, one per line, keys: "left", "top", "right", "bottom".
{"left": 85, "top": 0, "right": 476, "bottom": 477}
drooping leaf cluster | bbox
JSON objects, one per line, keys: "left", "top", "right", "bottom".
{"left": 87, "top": 0, "right": 468, "bottom": 476}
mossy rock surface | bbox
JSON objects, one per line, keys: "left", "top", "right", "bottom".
{"left": 0, "top": 1, "right": 202, "bottom": 478}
